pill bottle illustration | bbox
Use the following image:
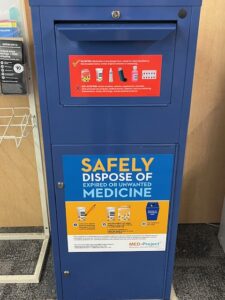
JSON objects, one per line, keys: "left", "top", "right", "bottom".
{"left": 109, "top": 68, "right": 113, "bottom": 83}
{"left": 96, "top": 68, "right": 103, "bottom": 82}
{"left": 132, "top": 66, "right": 138, "bottom": 82}
{"left": 81, "top": 69, "right": 91, "bottom": 82}
{"left": 106, "top": 207, "right": 115, "bottom": 221}
{"left": 77, "top": 207, "right": 86, "bottom": 221}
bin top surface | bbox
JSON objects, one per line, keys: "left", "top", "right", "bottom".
{"left": 29, "top": 0, "right": 202, "bottom": 7}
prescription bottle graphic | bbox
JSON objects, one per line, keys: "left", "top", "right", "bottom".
{"left": 77, "top": 207, "right": 86, "bottom": 221}
{"left": 96, "top": 68, "right": 103, "bottom": 82}
{"left": 107, "top": 207, "right": 115, "bottom": 221}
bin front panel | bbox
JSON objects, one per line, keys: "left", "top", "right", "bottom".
{"left": 52, "top": 144, "right": 177, "bottom": 300}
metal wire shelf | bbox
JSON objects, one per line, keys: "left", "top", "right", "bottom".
{"left": 0, "top": 107, "right": 34, "bottom": 148}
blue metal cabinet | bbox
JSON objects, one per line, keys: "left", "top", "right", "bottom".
{"left": 29, "top": 1, "right": 202, "bottom": 299}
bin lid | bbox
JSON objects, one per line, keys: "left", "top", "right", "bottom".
{"left": 29, "top": 0, "right": 202, "bottom": 7}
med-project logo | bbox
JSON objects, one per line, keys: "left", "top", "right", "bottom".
{"left": 129, "top": 241, "right": 161, "bottom": 249}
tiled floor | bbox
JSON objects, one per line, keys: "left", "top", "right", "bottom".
{"left": 0, "top": 224, "right": 224, "bottom": 300}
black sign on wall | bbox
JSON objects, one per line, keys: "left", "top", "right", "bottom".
{"left": 0, "top": 40, "right": 27, "bottom": 95}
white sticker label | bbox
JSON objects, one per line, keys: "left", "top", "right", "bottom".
{"left": 67, "top": 234, "right": 167, "bottom": 252}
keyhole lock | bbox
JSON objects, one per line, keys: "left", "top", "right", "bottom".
{"left": 57, "top": 182, "right": 64, "bottom": 189}
{"left": 112, "top": 10, "right": 121, "bottom": 19}
{"left": 63, "top": 270, "right": 70, "bottom": 277}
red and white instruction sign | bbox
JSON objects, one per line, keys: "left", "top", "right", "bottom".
{"left": 69, "top": 55, "right": 162, "bottom": 98}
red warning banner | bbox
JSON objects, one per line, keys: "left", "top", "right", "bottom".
{"left": 69, "top": 55, "right": 162, "bottom": 98}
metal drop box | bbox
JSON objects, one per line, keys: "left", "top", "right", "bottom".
{"left": 29, "top": 1, "right": 202, "bottom": 299}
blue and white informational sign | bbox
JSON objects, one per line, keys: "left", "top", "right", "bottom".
{"left": 63, "top": 154, "right": 174, "bottom": 253}
{"left": 63, "top": 154, "right": 174, "bottom": 201}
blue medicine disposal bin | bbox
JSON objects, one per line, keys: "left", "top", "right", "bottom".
{"left": 29, "top": 1, "right": 202, "bottom": 299}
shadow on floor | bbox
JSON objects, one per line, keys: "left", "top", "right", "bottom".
{"left": 174, "top": 224, "right": 225, "bottom": 300}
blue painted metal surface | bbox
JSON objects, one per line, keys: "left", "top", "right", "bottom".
{"left": 29, "top": 1, "right": 202, "bottom": 299}
{"left": 30, "top": 0, "right": 202, "bottom": 7}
